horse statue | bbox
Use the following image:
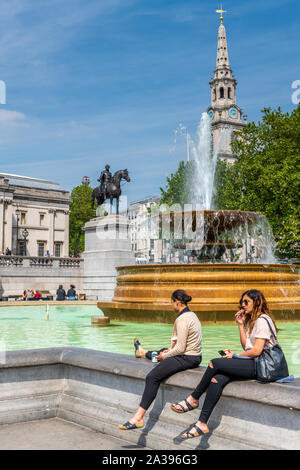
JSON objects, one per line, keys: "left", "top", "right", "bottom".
{"left": 91, "top": 168, "right": 130, "bottom": 215}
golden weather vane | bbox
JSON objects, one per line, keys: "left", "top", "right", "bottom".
{"left": 216, "top": 4, "right": 227, "bottom": 24}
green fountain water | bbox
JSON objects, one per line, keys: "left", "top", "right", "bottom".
{"left": 0, "top": 305, "right": 299, "bottom": 377}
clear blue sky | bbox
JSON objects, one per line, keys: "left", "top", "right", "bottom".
{"left": 0, "top": 0, "right": 299, "bottom": 203}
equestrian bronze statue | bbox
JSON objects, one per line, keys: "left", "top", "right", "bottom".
{"left": 91, "top": 165, "right": 130, "bottom": 214}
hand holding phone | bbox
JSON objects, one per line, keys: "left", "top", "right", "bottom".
{"left": 218, "top": 349, "right": 232, "bottom": 357}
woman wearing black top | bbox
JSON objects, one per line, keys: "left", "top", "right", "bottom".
{"left": 56, "top": 285, "right": 66, "bottom": 301}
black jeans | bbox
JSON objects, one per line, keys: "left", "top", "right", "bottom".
{"left": 140, "top": 349, "right": 201, "bottom": 410}
{"left": 191, "top": 357, "right": 256, "bottom": 423}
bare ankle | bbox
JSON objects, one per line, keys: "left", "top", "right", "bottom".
{"left": 189, "top": 395, "right": 198, "bottom": 404}
{"left": 197, "top": 420, "right": 209, "bottom": 430}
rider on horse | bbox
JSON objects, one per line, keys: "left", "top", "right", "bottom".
{"left": 92, "top": 166, "right": 130, "bottom": 214}
{"left": 97, "top": 164, "right": 112, "bottom": 199}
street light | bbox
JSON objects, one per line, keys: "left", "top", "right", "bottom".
{"left": 15, "top": 208, "right": 21, "bottom": 255}
{"left": 22, "top": 228, "right": 29, "bottom": 256}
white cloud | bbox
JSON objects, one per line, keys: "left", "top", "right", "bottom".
{"left": 0, "top": 109, "right": 26, "bottom": 122}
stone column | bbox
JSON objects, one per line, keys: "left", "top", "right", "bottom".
{"left": 63, "top": 210, "right": 70, "bottom": 257}
{"left": 83, "top": 214, "right": 135, "bottom": 301}
{"left": 0, "top": 198, "right": 4, "bottom": 253}
{"left": 48, "top": 209, "right": 56, "bottom": 256}
{"left": 5, "top": 200, "right": 13, "bottom": 252}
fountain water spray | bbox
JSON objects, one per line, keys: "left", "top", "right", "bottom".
{"left": 188, "top": 112, "right": 228, "bottom": 210}
{"left": 155, "top": 112, "right": 278, "bottom": 264}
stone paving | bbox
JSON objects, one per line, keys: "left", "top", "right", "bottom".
{"left": 0, "top": 418, "right": 148, "bottom": 450}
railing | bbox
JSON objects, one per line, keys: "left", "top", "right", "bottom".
{"left": 0, "top": 256, "right": 24, "bottom": 266}
{"left": 0, "top": 255, "right": 83, "bottom": 268}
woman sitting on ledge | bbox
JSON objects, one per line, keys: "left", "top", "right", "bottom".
{"left": 171, "top": 289, "right": 279, "bottom": 439}
{"left": 119, "top": 289, "right": 202, "bottom": 431}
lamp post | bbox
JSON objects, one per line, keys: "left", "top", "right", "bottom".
{"left": 22, "top": 228, "right": 29, "bottom": 256}
{"left": 15, "top": 208, "right": 21, "bottom": 255}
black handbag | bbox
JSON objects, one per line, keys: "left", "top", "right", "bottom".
{"left": 254, "top": 315, "right": 289, "bottom": 383}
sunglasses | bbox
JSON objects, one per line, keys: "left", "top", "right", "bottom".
{"left": 241, "top": 299, "right": 249, "bottom": 305}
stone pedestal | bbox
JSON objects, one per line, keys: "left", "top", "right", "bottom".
{"left": 83, "top": 214, "right": 135, "bottom": 301}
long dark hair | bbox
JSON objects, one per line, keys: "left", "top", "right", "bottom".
{"left": 239, "top": 289, "right": 278, "bottom": 334}
{"left": 171, "top": 289, "right": 192, "bottom": 305}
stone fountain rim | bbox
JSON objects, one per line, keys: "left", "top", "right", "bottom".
{"left": 116, "top": 263, "right": 300, "bottom": 270}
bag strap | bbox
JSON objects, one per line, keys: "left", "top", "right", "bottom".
{"left": 259, "top": 315, "right": 277, "bottom": 341}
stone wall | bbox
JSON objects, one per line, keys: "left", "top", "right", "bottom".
{"left": 0, "top": 257, "right": 84, "bottom": 297}
{"left": 0, "top": 347, "right": 299, "bottom": 450}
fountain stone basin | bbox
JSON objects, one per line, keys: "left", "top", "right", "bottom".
{"left": 98, "top": 263, "right": 300, "bottom": 324}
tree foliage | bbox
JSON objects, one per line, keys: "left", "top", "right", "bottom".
{"left": 69, "top": 184, "right": 96, "bottom": 256}
{"left": 214, "top": 106, "right": 300, "bottom": 258}
{"left": 160, "top": 160, "right": 196, "bottom": 206}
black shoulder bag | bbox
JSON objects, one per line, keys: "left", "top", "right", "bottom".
{"left": 254, "top": 315, "right": 289, "bottom": 383}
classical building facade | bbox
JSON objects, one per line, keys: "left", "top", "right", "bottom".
{"left": 125, "top": 196, "right": 160, "bottom": 263}
{"left": 0, "top": 173, "right": 70, "bottom": 257}
{"left": 207, "top": 14, "right": 247, "bottom": 161}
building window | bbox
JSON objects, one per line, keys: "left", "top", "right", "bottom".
{"left": 21, "top": 212, "right": 26, "bottom": 225}
{"left": 219, "top": 87, "right": 224, "bottom": 99}
{"left": 38, "top": 242, "right": 45, "bottom": 257}
{"left": 54, "top": 243, "right": 62, "bottom": 257}
{"left": 228, "top": 87, "right": 231, "bottom": 99}
{"left": 213, "top": 88, "right": 216, "bottom": 101}
{"left": 18, "top": 240, "right": 26, "bottom": 256}
{"left": 40, "top": 214, "right": 45, "bottom": 226}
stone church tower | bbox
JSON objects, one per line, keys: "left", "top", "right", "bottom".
{"left": 207, "top": 10, "right": 247, "bottom": 161}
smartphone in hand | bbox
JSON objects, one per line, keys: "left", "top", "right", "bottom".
{"left": 218, "top": 349, "right": 232, "bottom": 357}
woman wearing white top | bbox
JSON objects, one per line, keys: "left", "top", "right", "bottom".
{"left": 171, "top": 289, "right": 279, "bottom": 439}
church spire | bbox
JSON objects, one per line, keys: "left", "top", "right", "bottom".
{"left": 216, "top": 21, "right": 230, "bottom": 69}
{"left": 206, "top": 7, "right": 247, "bottom": 162}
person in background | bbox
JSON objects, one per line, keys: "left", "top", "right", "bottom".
{"left": 67, "top": 285, "right": 76, "bottom": 300}
{"left": 27, "top": 290, "right": 34, "bottom": 301}
{"left": 17, "top": 290, "right": 27, "bottom": 301}
{"left": 33, "top": 290, "right": 41, "bottom": 300}
{"left": 56, "top": 285, "right": 66, "bottom": 301}
{"left": 44, "top": 250, "right": 51, "bottom": 264}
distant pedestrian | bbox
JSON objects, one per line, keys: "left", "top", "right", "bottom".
{"left": 67, "top": 285, "right": 76, "bottom": 300}
{"left": 56, "top": 285, "right": 66, "bottom": 301}
{"left": 33, "top": 290, "right": 41, "bottom": 300}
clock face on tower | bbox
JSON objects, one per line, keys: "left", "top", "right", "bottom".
{"left": 229, "top": 107, "right": 238, "bottom": 119}
{"left": 208, "top": 109, "right": 214, "bottom": 120}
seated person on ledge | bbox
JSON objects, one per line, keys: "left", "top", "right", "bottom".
{"left": 119, "top": 289, "right": 202, "bottom": 431}
{"left": 33, "top": 290, "right": 41, "bottom": 300}
{"left": 67, "top": 285, "right": 76, "bottom": 300}
{"left": 56, "top": 285, "right": 66, "bottom": 301}
{"left": 170, "top": 289, "right": 281, "bottom": 439}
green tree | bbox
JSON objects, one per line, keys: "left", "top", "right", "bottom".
{"left": 214, "top": 106, "right": 300, "bottom": 258}
{"left": 160, "top": 160, "right": 196, "bottom": 205}
{"left": 69, "top": 184, "right": 96, "bottom": 256}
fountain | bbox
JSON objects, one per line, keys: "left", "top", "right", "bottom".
{"left": 98, "top": 113, "right": 300, "bottom": 323}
